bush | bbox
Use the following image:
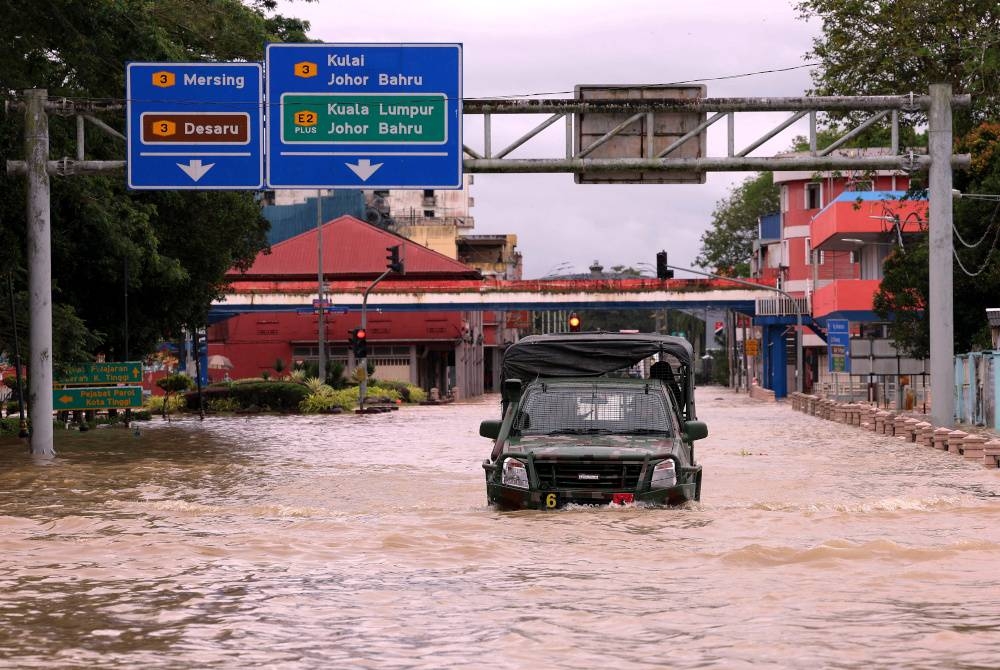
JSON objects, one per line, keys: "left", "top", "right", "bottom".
{"left": 145, "top": 393, "right": 186, "bottom": 414}
{"left": 187, "top": 379, "right": 309, "bottom": 411}
{"left": 365, "top": 384, "right": 402, "bottom": 403}
{"left": 369, "top": 380, "right": 426, "bottom": 403}
{"left": 206, "top": 397, "right": 241, "bottom": 413}
{"left": 299, "top": 385, "right": 357, "bottom": 413}
{"left": 0, "top": 416, "right": 24, "bottom": 434}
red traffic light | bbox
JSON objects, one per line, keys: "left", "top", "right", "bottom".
{"left": 356, "top": 328, "right": 366, "bottom": 340}
{"left": 568, "top": 313, "right": 581, "bottom": 332}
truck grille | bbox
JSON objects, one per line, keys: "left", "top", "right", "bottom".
{"left": 533, "top": 460, "right": 643, "bottom": 490}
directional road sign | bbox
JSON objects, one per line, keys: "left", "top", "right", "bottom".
{"left": 827, "top": 318, "right": 851, "bottom": 373}
{"left": 53, "top": 386, "right": 144, "bottom": 411}
{"left": 266, "top": 43, "right": 462, "bottom": 189}
{"left": 127, "top": 62, "right": 263, "bottom": 189}
{"left": 58, "top": 361, "right": 143, "bottom": 386}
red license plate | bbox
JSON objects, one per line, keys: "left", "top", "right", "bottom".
{"left": 611, "top": 493, "right": 635, "bottom": 505}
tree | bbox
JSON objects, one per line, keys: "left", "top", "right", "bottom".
{"left": 695, "top": 172, "right": 779, "bottom": 276}
{"left": 0, "top": 1, "right": 312, "bottom": 365}
{"left": 796, "top": 0, "right": 1000, "bottom": 129}
{"left": 156, "top": 372, "right": 193, "bottom": 418}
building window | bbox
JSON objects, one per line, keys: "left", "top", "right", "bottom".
{"left": 423, "top": 189, "right": 434, "bottom": 198}
{"left": 805, "top": 182, "right": 822, "bottom": 210}
{"left": 424, "top": 210, "right": 435, "bottom": 218}
{"left": 780, "top": 185, "right": 789, "bottom": 213}
{"left": 804, "top": 237, "right": 812, "bottom": 264}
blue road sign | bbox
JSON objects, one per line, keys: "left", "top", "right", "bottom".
{"left": 827, "top": 318, "right": 851, "bottom": 373}
{"left": 265, "top": 43, "right": 462, "bottom": 189}
{"left": 127, "top": 62, "right": 263, "bottom": 190}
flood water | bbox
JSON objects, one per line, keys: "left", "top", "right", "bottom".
{"left": 2, "top": 391, "right": 1000, "bottom": 669}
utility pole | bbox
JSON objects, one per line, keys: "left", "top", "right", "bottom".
{"left": 24, "top": 90, "right": 54, "bottom": 457}
{"left": 7, "top": 90, "right": 125, "bottom": 457}
{"left": 928, "top": 84, "right": 954, "bottom": 427}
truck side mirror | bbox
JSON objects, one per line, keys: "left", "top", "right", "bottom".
{"left": 683, "top": 420, "right": 708, "bottom": 442}
{"left": 479, "top": 420, "right": 502, "bottom": 439}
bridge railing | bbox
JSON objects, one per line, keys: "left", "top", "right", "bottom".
{"left": 755, "top": 296, "right": 810, "bottom": 317}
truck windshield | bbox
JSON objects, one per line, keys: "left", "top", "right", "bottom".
{"left": 514, "top": 383, "right": 674, "bottom": 437}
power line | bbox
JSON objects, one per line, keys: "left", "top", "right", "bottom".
{"left": 25, "top": 61, "right": 824, "bottom": 109}
{"left": 467, "top": 62, "right": 822, "bottom": 100}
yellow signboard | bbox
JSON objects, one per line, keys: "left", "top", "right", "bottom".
{"left": 744, "top": 339, "right": 759, "bottom": 356}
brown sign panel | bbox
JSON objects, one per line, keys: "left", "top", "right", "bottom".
{"left": 574, "top": 85, "right": 706, "bottom": 184}
{"left": 141, "top": 112, "right": 250, "bottom": 144}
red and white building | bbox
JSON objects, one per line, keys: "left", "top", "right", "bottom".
{"left": 751, "top": 149, "right": 928, "bottom": 396}
{"left": 208, "top": 215, "right": 499, "bottom": 398}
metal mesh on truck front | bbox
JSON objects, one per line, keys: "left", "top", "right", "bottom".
{"left": 514, "top": 383, "right": 673, "bottom": 436}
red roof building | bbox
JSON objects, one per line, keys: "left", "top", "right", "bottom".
{"left": 210, "top": 215, "right": 489, "bottom": 398}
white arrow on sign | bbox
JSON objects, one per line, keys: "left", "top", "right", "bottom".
{"left": 177, "top": 159, "right": 216, "bottom": 182}
{"left": 346, "top": 159, "right": 383, "bottom": 182}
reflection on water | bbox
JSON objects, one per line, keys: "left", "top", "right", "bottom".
{"left": 2, "top": 393, "right": 1000, "bottom": 668}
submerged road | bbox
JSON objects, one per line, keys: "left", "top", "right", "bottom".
{"left": 1, "top": 390, "right": 999, "bottom": 668}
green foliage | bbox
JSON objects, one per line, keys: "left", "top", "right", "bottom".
{"left": 144, "top": 393, "right": 186, "bottom": 415}
{"left": 372, "top": 380, "right": 426, "bottom": 403}
{"left": 299, "top": 385, "right": 356, "bottom": 413}
{"left": 695, "top": 173, "right": 779, "bottom": 276}
{"left": 404, "top": 386, "right": 427, "bottom": 404}
{"left": 795, "top": 0, "right": 1000, "bottom": 130}
{"left": 206, "top": 397, "right": 241, "bottom": 413}
{"left": 218, "top": 380, "right": 309, "bottom": 411}
{"left": 299, "top": 382, "right": 424, "bottom": 413}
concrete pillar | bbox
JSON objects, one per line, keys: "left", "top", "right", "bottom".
{"left": 933, "top": 427, "right": 952, "bottom": 450}
{"left": 946, "top": 430, "right": 969, "bottom": 454}
{"left": 960, "top": 434, "right": 987, "bottom": 460}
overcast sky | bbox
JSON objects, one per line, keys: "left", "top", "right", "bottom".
{"left": 277, "top": 0, "right": 821, "bottom": 278}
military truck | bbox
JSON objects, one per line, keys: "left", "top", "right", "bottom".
{"left": 480, "top": 331, "right": 707, "bottom": 509}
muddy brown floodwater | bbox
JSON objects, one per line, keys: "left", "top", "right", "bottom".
{"left": 2, "top": 390, "right": 1000, "bottom": 669}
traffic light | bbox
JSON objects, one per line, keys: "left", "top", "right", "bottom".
{"left": 350, "top": 328, "right": 367, "bottom": 358}
{"left": 656, "top": 250, "right": 673, "bottom": 279}
{"left": 568, "top": 312, "right": 581, "bottom": 332}
{"left": 386, "top": 245, "right": 404, "bottom": 273}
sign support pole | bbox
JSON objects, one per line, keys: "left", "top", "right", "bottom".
{"left": 317, "top": 191, "right": 326, "bottom": 383}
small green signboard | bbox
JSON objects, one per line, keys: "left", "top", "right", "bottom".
{"left": 59, "top": 362, "right": 143, "bottom": 385}
{"left": 53, "top": 386, "right": 144, "bottom": 411}
{"left": 282, "top": 93, "right": 447, "bottom": 144}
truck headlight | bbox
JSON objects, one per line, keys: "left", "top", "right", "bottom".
{"left": 651, "top": 460, "right": 676, "bottom": 488}
{"left": 501, "top": 459, "right": 529, "bottom": 489}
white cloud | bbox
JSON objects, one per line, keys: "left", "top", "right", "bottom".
{"left": 276, "top": 0, "right": 820, "bottom": 276}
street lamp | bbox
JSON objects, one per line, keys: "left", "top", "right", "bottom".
{"left": 667, "top": 263, "right": 804, "bottom": 394}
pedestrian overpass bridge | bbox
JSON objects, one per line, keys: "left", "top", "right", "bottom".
{"left": 211, "top": 276, "right": 808, "bottom": 321}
